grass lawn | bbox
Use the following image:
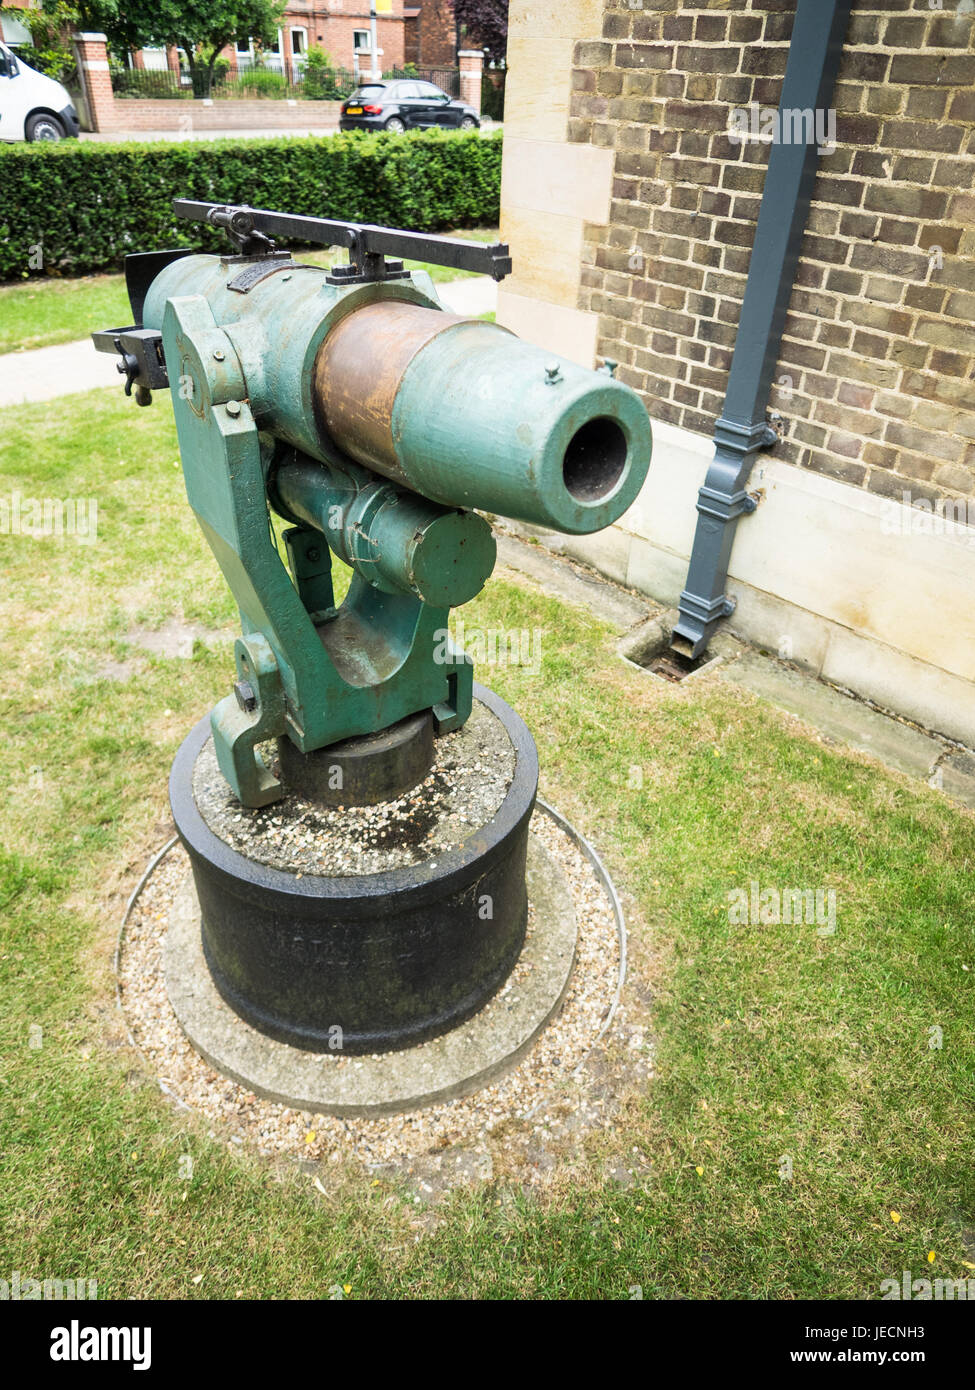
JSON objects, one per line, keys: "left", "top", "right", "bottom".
{"left": 1, "top": 386, "right": 973, "bottom": 1300}
{"left": 0, "top": 227, "right": 500, "bottom": 356}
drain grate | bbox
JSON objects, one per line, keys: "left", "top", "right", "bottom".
{"left": 646, "top": 649, "right": 710, "bottom": 682}
{"left": 617, "top": 615, "right": 722, "bottom": 683}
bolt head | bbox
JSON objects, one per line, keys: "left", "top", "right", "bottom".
{"left": 226, "top": 400, "right": 241, "bottom": 418}
{"left": 234, "top": 680, "right": 257, "bottom": 713}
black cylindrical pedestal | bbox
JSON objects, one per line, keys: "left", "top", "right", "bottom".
{"left": 169, "top": 685, "right": 538, "bottom": 1055}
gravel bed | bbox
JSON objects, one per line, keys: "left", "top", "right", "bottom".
{"left": 193, "top": 698, "right": 515, "bottom": 876}
{"left": 118, "top": 807, "right": 627, "bottom": 1181}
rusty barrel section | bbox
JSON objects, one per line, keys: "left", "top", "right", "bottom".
{"left": 314, "top": 301, "right": 469, "bottom": 481}
{"left": 313, "top": 300, "right": 652, "bottom": 536}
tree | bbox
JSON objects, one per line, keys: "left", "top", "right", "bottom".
{"left": 452, "top": 0, "right": 507, "bottom": 64}
{"left": 74, "top": 0, "right": 285, "bottom": 96}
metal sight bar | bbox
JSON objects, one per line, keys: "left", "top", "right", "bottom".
{"left": 172, "top": 200, "right": 513, "bottom": 282}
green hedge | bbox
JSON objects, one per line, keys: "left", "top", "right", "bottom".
{"left": 0, "top": 130, "right": 503, "bottom": 282}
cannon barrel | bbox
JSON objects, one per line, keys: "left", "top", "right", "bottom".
{"left": 314, "top": 301, "right": 650, "bottom": 536}
{"left": 142, "top": 255, "right": 651, "bottom": 539}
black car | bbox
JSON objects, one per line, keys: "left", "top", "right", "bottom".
{"left": 339, "top": 80, "right": 480, "bottom": 134}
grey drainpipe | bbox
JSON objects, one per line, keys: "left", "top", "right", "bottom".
{"left": 671, "top": 0, "right": 853, "bottom": 660}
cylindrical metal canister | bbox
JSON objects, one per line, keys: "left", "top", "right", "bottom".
{"left": 272, "top": 453, "right": 497, "bottom": 608}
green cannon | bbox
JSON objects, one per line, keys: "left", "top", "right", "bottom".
{"left": 95, "top": 202, "right": 652, "bottom": 808}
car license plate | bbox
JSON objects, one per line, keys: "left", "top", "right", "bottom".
{"left": 346, "top": 106, "right": 363, "bottom": 115}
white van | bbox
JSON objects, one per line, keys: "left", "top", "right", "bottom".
{"left": 0, "top": 41, "right": 80, "bottom": 141}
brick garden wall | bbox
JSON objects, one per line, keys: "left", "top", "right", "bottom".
{"left": 104, "top": 99, "right": 342, "bottom": 132}
{"left": 569, "top": 0, "right": 975, "bottom": 506}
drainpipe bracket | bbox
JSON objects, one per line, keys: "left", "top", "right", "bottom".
{"left": 676, "top": 590, "right": 736, "bottom": 625}
{"left": 714, "top": 415, "right": 779, "bottom": 461}
{"left": 700, "top": 417, "right": 778, "bottom": 518}
{"left": 696, "top": 483, "right": 754, "bottom": 523}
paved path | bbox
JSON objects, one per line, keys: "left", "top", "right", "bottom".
{"left": 433, "top": 276, "right": 497, "bottom": 318}
{"left": 0, "top": 337, "right": 111, "bottom": 407}
{"left": 0, "top": 277, "right": 498, "bottom": 408}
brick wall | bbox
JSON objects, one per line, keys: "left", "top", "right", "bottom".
{"left": 105, "top": 99, "right": 342, "bottom": 132}
{"left": 73, "top": 32, "right": 116, "bottom": 134}
{"left": 307, "top": 12, "right": 407, "bottom": 71}
{"left": 417, "top": 0, "right": 458, "bottom": 66}
{"left": 458, "top": 51, "right": 484, "bottom": 115}
{"left": 404, "top": 11, "right": 421, "bottom": 65}
{"left": 570, "top": 1, "right": 975, "bottom": 506}
{"left": 122, "top": 6, "right": 410, "bottom": 76}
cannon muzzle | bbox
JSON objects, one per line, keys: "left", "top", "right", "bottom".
{"left": 315, "top": 301, "right": 650, "bottom": 536}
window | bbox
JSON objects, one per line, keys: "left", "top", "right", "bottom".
{"left": 141, "top": 46, "right": 169, "bottom": 72}
{"left": 353, "top": 30, "right": 371, "bottom": 52}
{"left": 0, "top": 11, "right": 30, "bottom": 46}
{"left": 291, "top": 28, "right": 307, "bottom": 56}
{"left": 397, "top": 83, "right": 421, "bottom": 100}
{"left": 417, "top": 82, "right": 447, "bottom": 101}
{"left": 256, "top": 29, "right": 284, "bottom": 73}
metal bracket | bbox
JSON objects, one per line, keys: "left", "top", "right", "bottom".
{"left": 225, "top": 251, "right": 296, "bottom": 293}
{"left": 205, "top": 204, "right": 279, "bottom": 257}
{"left": 124, "top": 248, "right": 194, "bottom": 325}
{"left": 325, "top": 257, "right": 411, "bottom": 287}
{"left": 211, "top": 633, "right": 286, "bottom": 807}
{"left": 91, "top": 326, "right": 168, "bottom": 406}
